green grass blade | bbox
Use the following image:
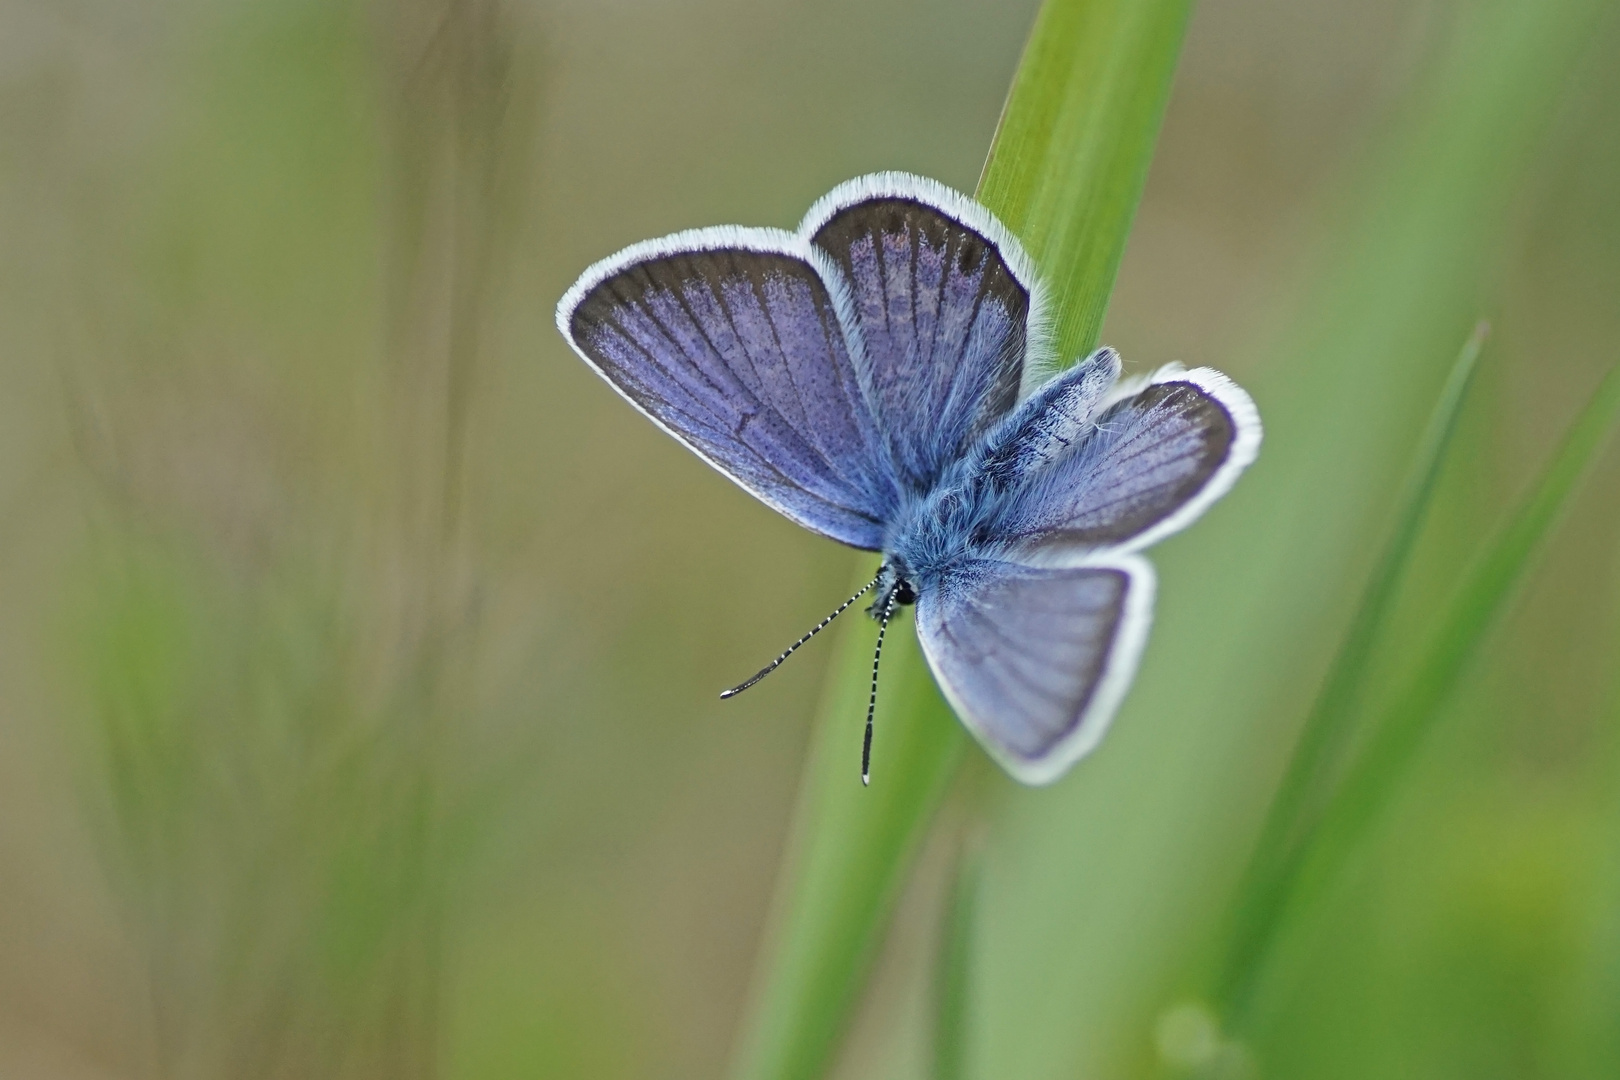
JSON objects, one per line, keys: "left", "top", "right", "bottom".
{"left": 933, "top": 833, "right": 984, "bottom": 1080}
{"left": 730, "top": 615, "right": 968, "bottom": 1080}
{"left": 1229, "top": 356, "right": 1620, "bottom": 1027}
{"left": 1214, "top": 322, "right": 1489, "bottom": 1013}
{"left": 981, "top": 0, "right": 1194, "bottom": 362}
{"left": 728, "top": 3, "right": 1193, "bottom": 1079}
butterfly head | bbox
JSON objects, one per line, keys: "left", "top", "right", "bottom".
{"left": 868, "top": 558, "right": 918, "bottom": 620}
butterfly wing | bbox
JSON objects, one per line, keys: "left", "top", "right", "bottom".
{"left": 915, "top": 556, "right": 1155, "bottom": 785}
{"left": 968, "top": 346, "right": 1123, "bottom": 494}
{"left": 558, "top": 229, "right": 899, "bottom": 549}
{"left": 989, "top": 366, "right": 1262, "bottom": 559}
{"left": 803, "top": 174, "right": 1050, "bottom": 495}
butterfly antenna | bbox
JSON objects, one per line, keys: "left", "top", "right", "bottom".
{"left": 862, "top": 592, "right": 898, "bottom": 786}
{"left": 720, "top": 574, "right": 882, "bottom": 700}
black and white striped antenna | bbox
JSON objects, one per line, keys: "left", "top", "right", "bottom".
{"left": 862, "top": 591, "right": 899, "bottom": 786}
{"left": 719, "top": 574, "right": 882, "bottom": 700}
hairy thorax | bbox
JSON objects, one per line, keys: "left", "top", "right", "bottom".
{"left": 871, "top": 461, "right": 1012, "bottom": 617}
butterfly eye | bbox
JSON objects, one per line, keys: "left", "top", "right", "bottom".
{"left": 893, "top": 580, "right": 917, "bottom": 605}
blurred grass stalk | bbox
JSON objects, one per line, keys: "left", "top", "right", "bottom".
{"left": 1213, "top": 323, "right": 1490, "bottom": 1021}
{"left": 67, "top": 2, "right": 532, "bottom": 1075}
{"left": 1218, "top": 350, "right": 1620, "bottom": 1030}
{"left": 932, "top": 833, "right": 985, "bottom": 1080}
{"left": 1194, "top": 0, "right": 1620, "bottom": 1044}
{"left": 727, "top": 2, "right": 1194, "bottom": 1078}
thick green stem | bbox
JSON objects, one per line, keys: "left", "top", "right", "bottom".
{"left": 728, "top": 4, "right": 1193, "bottom": 1078}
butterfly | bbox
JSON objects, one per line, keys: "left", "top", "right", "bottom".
{"left": 556, "top": 173, "right": 1260, "bottom": 786}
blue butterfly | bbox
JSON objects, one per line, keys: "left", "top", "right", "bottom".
{"left": 556, "top": 174, "right": 1261, "bottom": 785}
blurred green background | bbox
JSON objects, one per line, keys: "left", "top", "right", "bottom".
{"left": 1, "top": 1, "right": 1618, "bottom": 1078}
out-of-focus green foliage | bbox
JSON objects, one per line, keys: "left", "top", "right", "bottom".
{"left": 933, "top": 835, "right": 984, "bottom": 1080}
{"left": 1217, "top": 324, "right": 1489, "bottom": 1022}
{"left": 1218, "top": 320, "right": 1620, "bottom": 1035}
{"left": 1, "top": 1, "right": 1619, "bottom": 1079}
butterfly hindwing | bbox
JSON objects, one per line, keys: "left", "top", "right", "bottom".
{"left": 914, "top": 556, "right": 1155, "bottom": 785}
{"left": 804, "top": 174, "right": 1049, "bottom": 496}
{"left": 559, "top": 230, "right": 899, "bottom": 550}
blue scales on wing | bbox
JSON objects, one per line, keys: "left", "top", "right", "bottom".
{"left": 914, "top": 557, "right": 1152, "bottom": 783}
{"left": 809, "top": 193, "right": 1037, "bottom": 496}
{"left": 968, "top": 347, "right": 1122, "bottom": 498}
{"left": 985, "top": 367, "right": 1260, "bottom": 558}
{"left": 564, "top": 243, "right": 899, "bottom": 550}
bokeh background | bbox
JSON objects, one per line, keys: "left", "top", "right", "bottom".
{"left": 2, "top": 0, "right": 1619, "bottom": 1078}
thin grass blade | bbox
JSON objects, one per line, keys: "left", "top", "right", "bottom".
{"left": 933, "top": 832, "right": 984, "bottom": 1080}
{"left": 1214, "top": 322, "right": 1489, "bottom": 1013}
{"left": 1226, "top": 357, "right": 1620, "bottom": 1027}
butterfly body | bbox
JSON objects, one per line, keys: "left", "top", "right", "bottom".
{"left": 878, "top": 345, "right": 1123, "bottom": 580}
{"left": 557, "top": 174, "right": 1261, "bottom": 784}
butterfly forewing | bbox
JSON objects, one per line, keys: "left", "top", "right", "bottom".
{"left": 989, "top": 368, "right": 1261, "bottom": 559}
{"left": 561, "top": 235, "right": 898, "bottom": 549}
{"left": 970, "top": 347, "right": 1121, "bottom": 494}
{"left": 915, "top": 557, "right": 1154, "bottom": 784}
{"left": 805, "top": 176, "right": 1046, "bottom": 495}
